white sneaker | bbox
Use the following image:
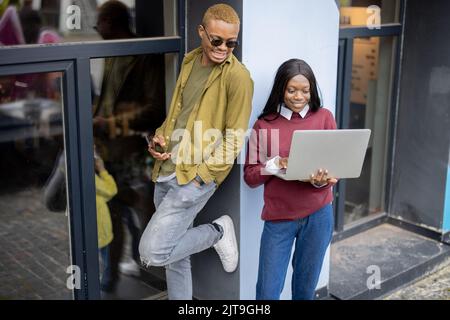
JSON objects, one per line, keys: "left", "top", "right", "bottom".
{"left": 119, "top": 260, "right": 141, "bottom": 277}
{"left": 212, "top": 215, "right": 239, "bottom": 273}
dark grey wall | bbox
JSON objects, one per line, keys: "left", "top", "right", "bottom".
{"left": 193, "top": 166, "right": 241, "bottom": 300}
{"left": 390, "top": 0, "right": 450, "bottom": 230}
{"left": 186, "top": 0, "right": 243, "bottom": 299}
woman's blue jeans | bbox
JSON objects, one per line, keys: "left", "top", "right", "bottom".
{"left": 256, "top": 204, "right": 334, "bottom": 300}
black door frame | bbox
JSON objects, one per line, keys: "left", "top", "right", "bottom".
{"left": 333, "top": 2, "right": 406, "bottom": 240}
{"left": 0, "top": 0, "right": 186, "bottom": 299}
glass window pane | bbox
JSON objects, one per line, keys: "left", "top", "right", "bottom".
{"left": 344, "top": 36, "right": 397, "bottom": 226}
{"left": 338, "top": 0, "right": 400, "bottom": 26}
{"left": 91, "top": 53, "right": 177, "bottom": 299}
{"left": 0, "top": 0, "right": 177, "bottom": 46}
{"left": 0, "top": 71, "right": 73, "bottom": 299}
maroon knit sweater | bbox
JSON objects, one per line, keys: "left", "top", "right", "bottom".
{"left": 244, "top": 107, "right": 337, "bottom": 221}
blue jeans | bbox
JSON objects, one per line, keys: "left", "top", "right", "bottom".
{"left": 256, "top": 204, "right": 334, "bottom": 300}
{"left": 99, "top": 245, "right": 112, "bottom": 290}
{"left": 138, "top": 177, "right": 221, "bottom": 300}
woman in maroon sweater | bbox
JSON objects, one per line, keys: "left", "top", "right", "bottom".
{"left": 244, "top": 59, "right": 337, "bottom": 300}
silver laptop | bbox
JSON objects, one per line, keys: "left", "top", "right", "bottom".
{"left": 275, "top": 129, "right": 371, "bottom": 180}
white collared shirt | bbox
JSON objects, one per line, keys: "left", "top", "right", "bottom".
{"left": 279, "top": 104, "right": 310, "bottom": 120}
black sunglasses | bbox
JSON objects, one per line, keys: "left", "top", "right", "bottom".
{"left": 201, "top": 25, "right": 239, "bottom": 48}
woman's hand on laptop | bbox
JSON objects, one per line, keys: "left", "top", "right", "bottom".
{"left": 303, "top": 169, "right": 338, "bottom": 187}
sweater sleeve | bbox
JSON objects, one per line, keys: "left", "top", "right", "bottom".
{"left": 95, "top": 170, "right": 118, "bottom": 201}
{"left": 243, "top": 121, "right": 273, "bottom": 188}
{"left": 325, "top": 109, "right": 337, "bottom": 130}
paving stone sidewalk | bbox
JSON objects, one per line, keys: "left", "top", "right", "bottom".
{"left": 0, "top": 188, "right": 72, "bottom": 300}
{"left": 1, "top": 188, "right": 449, "bottom": 300}
{"left": 384, "top": 258, "right": 450, "bottom": 300}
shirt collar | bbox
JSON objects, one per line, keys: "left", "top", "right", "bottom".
{"left": 279, "top": 104, "right": 310, "bottom": 120}
{"left": 184, "top": 47, "right": 233, "bottom": 67}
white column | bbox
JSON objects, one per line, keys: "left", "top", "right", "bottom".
{"left": 240, "top": 0, "right": 339, "bottom": 300}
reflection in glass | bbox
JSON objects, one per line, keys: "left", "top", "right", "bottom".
{"left": 0, "top": 71, "right": 73, "bottom": 299}
{"left": 0, "top": 0, "right": 177, "bottom": 46}
{"left": 91, "top": 53, "right": 176, "bottom": 299}
{"left": 338, "top": 0, "right": 400, "bottom": 26}
{"left": 344, "top": 36, "right": 397, "bottom": 226}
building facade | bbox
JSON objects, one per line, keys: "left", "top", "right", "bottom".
{"left": 0, "top": 0, "right": 448, "bottom": 300}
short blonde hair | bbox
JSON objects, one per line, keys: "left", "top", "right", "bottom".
{"left": 202, "top": 3, "right": 240, "bottom": 26}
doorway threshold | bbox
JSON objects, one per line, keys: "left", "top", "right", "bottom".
{"left": 100, "top": 270, "right": 167, "bottom": 300}
{"left": 329, "top": 223, "right": 450, "bottom": 300}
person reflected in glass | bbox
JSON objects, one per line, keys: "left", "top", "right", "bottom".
{"left": 94, "top": 148, "right": 118, "bottom": 292}
{"left": 92, "top": 0, "right": 166, "bottom": 283}
{"left": 43, "top": 147, "right": 118, "bottom": 292}
{"left": 18, "top": 0, "right": 42, "bottom": 44}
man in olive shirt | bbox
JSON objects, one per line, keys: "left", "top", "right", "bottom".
{"left": 138, "top": 4, "right": 253, "bottom": 300}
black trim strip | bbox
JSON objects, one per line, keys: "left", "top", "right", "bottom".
{"left": 0, "top": 37, "right": 181, "bottom": 65}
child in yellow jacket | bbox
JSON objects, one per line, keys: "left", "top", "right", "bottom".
{"left": 95, "top": 151, "right": 117, "bottom": 292}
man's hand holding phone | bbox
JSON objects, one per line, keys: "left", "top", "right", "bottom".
{"left": 146, "top": 134, "right": 171, "bottom": 161}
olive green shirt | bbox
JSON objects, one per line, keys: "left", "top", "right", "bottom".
{"left": 159, "top": 55, "right": 214, "bottom": 177}
{"left": 152, "top": 47, "right": 254, "bottom": 186}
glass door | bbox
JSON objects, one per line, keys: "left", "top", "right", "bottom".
{"left": 334, "top": 0, "right": 403, "bottom": 233}
{"left": 0, "top": 0, "right": 185, "bottom": 300}
{"left": 0, "top": 61, "right": 91, "bottom": 299}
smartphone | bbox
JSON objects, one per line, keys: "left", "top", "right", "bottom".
{"left": 145, "top": 135, "right": 164, "bottom": 153}
{"left": 144, "top": 135, "right": 151, "bottom": 145}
